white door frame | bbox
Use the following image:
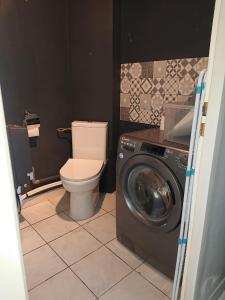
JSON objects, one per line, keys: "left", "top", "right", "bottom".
{"left": 181, "top": 0, "right": 225, "bottom": 298}
{"left": 0, "top": 86, "right": 28, "bottom": 299}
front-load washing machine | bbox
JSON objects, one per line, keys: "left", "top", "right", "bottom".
{"left": 116, "top": 128, "right": 189, "bottom": 278}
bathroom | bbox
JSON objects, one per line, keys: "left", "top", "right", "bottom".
{"left": 2, "top": 0, "right": 225, "bottom": 299}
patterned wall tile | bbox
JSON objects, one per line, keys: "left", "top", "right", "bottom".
{"left": 141, "top": 78, "right": 154, "bottom": 94}
{"left": 150, "top": 108, "right": 163, "bottom": 126}
{"left": 151, "top": 94, "right": 164, "bottom": 110}
{"left": 130, "top": 63, "right": 142, "bottom": 78}
{"left": 129, "top": 104, "right": 140, "bottom": 122}
{"left": 120, "top": 107, "right": 129, "bottom": 121}
{"left": 164, "top": 94, "right": 177, "bottom": 104}
{"left": 179, "top": 73, "right": 195, "bottom": 95}
{"left": 179, "top": 58, "right": 199, "bottom": 80}
{"left": 164, "top": 76, "right": 179, "bottom": 95}
{"left": 120, "top": 56, "right": 208, "bottom": 126}
{"left": 140, "top": 94, "right": 151, "bottom": 110}
{"left": 153, "top": 60, "right": 167, "bottom": 78}
{"left": 194, "top": 57, "right": 208, "bottom": 73}
{"left": 140, "top": 62, "right": 153, "bottom": 78}
{"left": 130, "top": 93, "right": 140, "bottom": 105}
{"left": 130, "top": 78, "right": 142, "bottom": 96}
{"left": 121, "top": 76, "right": 130, "bottom": 94}
{"left": 120, "top": 93, "right": 130, "bottom": 108}
{"left": 151, "top": 78, "right": 165, "bottom": 94}
{"left": 121, "top": 64, "right": 132, "bottom": 80}
{"left": 166, "top": 59, "right": 182, "bottom": 78}
{"left": 139, "top": 109, "right": 151, "bottom": 124}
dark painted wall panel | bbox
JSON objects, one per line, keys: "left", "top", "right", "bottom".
{"left": 69, "top": 0, "right": 120, "bottom": 192}
{"left": 120, "top": 0, "right": 215, "bottom": 63}
{"left": 0, "top": 0, "right": 72, "bottom": 179}
{"left": 0, "top": 0, "right": 214, "bottom": 192}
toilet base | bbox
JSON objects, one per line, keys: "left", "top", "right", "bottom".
{"left": 69, "top": 186, "right": 99, "bottom": 221}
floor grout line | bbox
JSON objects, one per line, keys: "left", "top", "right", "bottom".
{"left": 104, "top": 242, "right": 143, "bottom": 271}
{"left": 27, "top": 266, "right": 68, "bottom": 293}
{"left": 27, "top": 224, "right": 71, "bottom": 268}
{"left": 69, "top": 266, "right": 100, "bottom": 299}
{"left": 20, "top": 191, "right": 171, "bottom": 299}
{"left": 134, "top": 268, "right": 172, "bottom": 299}
{"left": 22, "top": 242, "right": 47, "bottom": 256}
{"left": 81, "top": 220, "right": 116, "bottom": 246}
{"left": 64, "top": 243, "right": 104, "bottom": 268}
{"left": 31, "top": 224, "right": 81, "bottom": 244}
{"left": 78, "top": 210, "right": 108, "bottom": 226}
{"left": 98, "top": 269, "right": 134, "bottom": 298}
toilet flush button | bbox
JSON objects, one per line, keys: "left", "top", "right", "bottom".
{"left": 119, "top": 153, "right": 124, "bottom": 159}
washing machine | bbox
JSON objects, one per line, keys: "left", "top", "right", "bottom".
{"left": 116, "top": 128, "right": 189, "bottom": 278}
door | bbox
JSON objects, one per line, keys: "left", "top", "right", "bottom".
{"left": 181, "top": 0, "right": 225, "bottom": 298}
{"left": 0, "top": 86, "right": 28, "bottom": 299}
{"left": 121, "top": 154, "right": 183, "bottom": 232}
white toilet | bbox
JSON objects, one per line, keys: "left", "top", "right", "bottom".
{"left": 60, "top": 121, "right": 108, "bottom": 220}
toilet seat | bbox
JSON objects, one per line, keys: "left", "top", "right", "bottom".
{"left": 60, "top": 158, "right": 104, "bottom": 182}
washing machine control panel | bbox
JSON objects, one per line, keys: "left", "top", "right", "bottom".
{"left": 120, "top": 137, "right": 136, "bottom": 152}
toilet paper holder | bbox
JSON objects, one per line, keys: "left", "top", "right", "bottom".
{"left": 23, "top": 110, "right": 40, "bottom": 138}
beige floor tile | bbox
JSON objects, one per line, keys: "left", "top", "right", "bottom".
{"left": 71, "top": 246, "right": 131, "bottom": 297}
{"left": 33, "top": 212, "right": 79, "bottom": 242}
{"left": 106, "top": 239, "right": 143, "bottom": 269}
{"left": 101, "top": 193, "right": 116, "bottom": 212}
{"left": 50, "top": 227, "right": 101, "bottom": 265}
{"left": 83, "top": 214, "right": 116, "bottom": 244}
{"left": 77, "top": 209, "right": 106, "bottom": 225}
{"left": 22, "top": 201, "right": 57, "bottom": 224}
{"left": 20, "top": 226, "right": 45, "bottom": 254}
{"left": 136, "top": 262, "right": 173, "bottom": 298}
{"left": 100, "top": 271, "right": 168, "bottom": 300}
{"left": 110, "top": 209, "right": 116, "bottom": 217}
{"left": 19, "top": 214, "right": 30, "bottom": 229}
{"left": 29, "top": 268, "right": 95, "bottom": 300}
{"left": 24, "top": 244, "right": 66, "bottom": 290}
{"left": 22, "top": 193, "right": 49, "bottom": 209}
{"left": 47, "top": 188, "right": 69, "bottom": 212}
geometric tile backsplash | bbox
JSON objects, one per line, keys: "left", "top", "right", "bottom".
{"left": 120, "top": 57, "right": 208, "bottom": 125}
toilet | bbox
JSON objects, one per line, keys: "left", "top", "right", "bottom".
{"left": 60, "top": 121, "right": 108, "bottom": 220}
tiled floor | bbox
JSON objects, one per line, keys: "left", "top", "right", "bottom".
{"left": 19, "top": 188, "right": 173, "bottom": 299}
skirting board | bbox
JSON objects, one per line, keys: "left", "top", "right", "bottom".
{"left": 20, "top": 181, "right": 62, "bottom": 207}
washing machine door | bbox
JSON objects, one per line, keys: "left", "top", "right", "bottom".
{"left": 121, "top": 154, "right": 183, "bottom": 232}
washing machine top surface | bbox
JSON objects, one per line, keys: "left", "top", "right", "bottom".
{"left": 121, "top": 128, "right": 189, "bottom": 153}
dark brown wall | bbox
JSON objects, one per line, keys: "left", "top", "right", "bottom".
{"left": 0, "top": 0, "right": 73, "bottom": 179}
{"left": 0, "top": 0, "right": 215, "bottom": 192}
{"left": 68, "top": 0, "right": 120, "bottom": 192}
{"left": 120, "top": 0, "right": 215, "bottom": 63}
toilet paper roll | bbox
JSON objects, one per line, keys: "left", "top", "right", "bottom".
{"left": 27, "top": 124, "right": 40, "bottom": 137}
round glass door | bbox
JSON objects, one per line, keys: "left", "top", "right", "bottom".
{"left": 121, "top": 155, "right": 183, "bottom": 232}
{"left": 127, "top": 165, "right": 173, "bottom": 226}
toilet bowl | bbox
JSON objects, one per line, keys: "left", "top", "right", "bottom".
{"left": 60, "top": 121, "right": 108, "bottom": 220}
{"left": 60, "top": 158, "right": 104, "bottom": 220}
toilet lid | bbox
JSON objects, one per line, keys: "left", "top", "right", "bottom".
{"left": 60, "top": 158, "right": 104, "bottom": 182}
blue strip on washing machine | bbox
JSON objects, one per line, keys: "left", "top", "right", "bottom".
{"left": 195, "top": 82, "right": 205, "bottom": 94}
{"left": 186, "top": 169, "right": 195, "bottom": 177}
{"left": 178, "top": 238, "right": 187, "bottom": 245}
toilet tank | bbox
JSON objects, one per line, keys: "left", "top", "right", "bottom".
{"left": 72, "top": 121, "right": 108, "bottom": 162}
